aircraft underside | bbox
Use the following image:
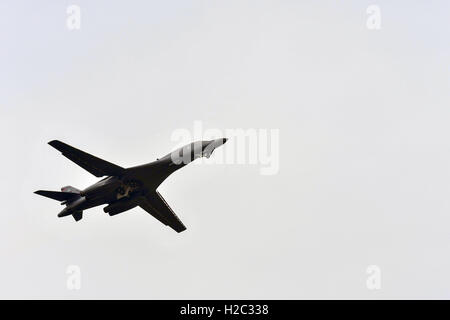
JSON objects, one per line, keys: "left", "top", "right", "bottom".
{"left": 34, "top": 138, "right": 227, "bottom": 233}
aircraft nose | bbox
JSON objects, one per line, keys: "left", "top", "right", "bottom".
{"left": 211, "top": 138, "right": 228, "bottom": 146}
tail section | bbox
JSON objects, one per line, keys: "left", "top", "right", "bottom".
{"left": 61, "top": 185, "right": 80, "bottom": 193}
{"left": 35, "top": 186, "right": 84, "bottom": 222}
{"left": 72, "top": 211, "right": 83, "bottom": 221}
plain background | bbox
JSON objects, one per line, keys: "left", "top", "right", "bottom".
{"left": 1, "top": 1, "right": 449, "bottom": 298}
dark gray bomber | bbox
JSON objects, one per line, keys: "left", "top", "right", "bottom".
{"left": 35, "top": 138, "right": 227, "bottom": 232}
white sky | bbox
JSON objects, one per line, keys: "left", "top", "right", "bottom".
{"left": 1, "top": 0, "right": 449, "bottom": 298}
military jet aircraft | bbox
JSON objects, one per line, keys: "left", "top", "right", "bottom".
{"left": 34, "top": 138, "right": 227, "bottom": 232}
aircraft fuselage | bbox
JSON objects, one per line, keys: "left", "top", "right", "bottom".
{"left": 35, "top": 138, "right": 227, "bottom": 232}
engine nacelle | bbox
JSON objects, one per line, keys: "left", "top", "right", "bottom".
{"left": 103, "top": 198, "right": 138, "bottom": 216}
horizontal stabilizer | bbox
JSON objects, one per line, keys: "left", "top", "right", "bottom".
{"left": 34, "top": 190, "right": 79, "bottom": 202}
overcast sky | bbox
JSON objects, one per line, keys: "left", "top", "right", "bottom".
{"left": 1, "top": 0, "right": 449, "bottom": 299}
